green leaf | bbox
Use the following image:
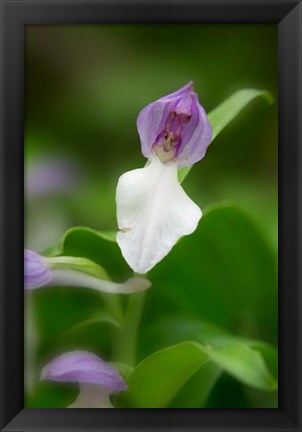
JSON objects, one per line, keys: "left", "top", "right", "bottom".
{"left": 204, "top": 343, "right": 276, "bottom": 391}
{"left": 33, "top": 286, "right": 113, "bottom": 365}
{"left": 46, "top": 256, "right": 110, "bottom": 280}
{"left": 169, "top": 361, "right": 221, "bottom": 408}
{"left": 117, "top": 340, "right": 276, "bottom": 408}
{"left": 110, "top": 362, "right": 134, "bottom": 380}
{"left": 147, "top": 204, "right": 278, "bottom": 345}
{"left": 44, "top": 227, "right": 129, "bottom": 281}
{"left": 96, "top": 230, "right": 117, "bottom": 243}
{"left": 117, "top": 342, "right": 208, "bottom": 408}
{"left": 178, "top": 89, "right": 273, "bottom": 182}
{"left": 208, "top": 89, "right": 273, "bottom": 142}
{"left": 247, "top": 341, "right": 278, "bottom": 380}
{"left": 140, "top": 315, "right": 278, "bottom": 408}
{"left": 60, "top": 311, "right": 121, "bottom": 339}
{"left": 141, "top": 315, "right": 278, "bottom": 383}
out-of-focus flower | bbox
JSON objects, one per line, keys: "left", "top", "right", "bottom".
{"left": 24, "top": 249, "right": 53, "bottom": 289}
{"left": 41, "top": 350, "right": 127, "bottom": 408}
{"left": 25, "top": 156, "right": 81, "bottom": 252}
{"left": 116, "top": 82, "right": 212, "bottom": 274}
{"left": 26, "top": 156, "right": 80, "bottom": 199}
{"left": 24, "top": 249, "right": 151, "bottom": 293}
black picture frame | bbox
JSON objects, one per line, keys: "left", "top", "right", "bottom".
{"left": 0, "top": 0, "right": 301, "bottom": 431}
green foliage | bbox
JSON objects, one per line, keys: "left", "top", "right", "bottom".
{"left": 209, "top": 89, "right": 273, "bottom": 141}
{"left": 117, "top": 342, "right": 208, "bottom": 408}
{"left": 44, "top": 227, "right": 129, "bottom": 281}
{"left": 26, "top": 381, "right": 77, "bottom": 408}
{"left": 145, "top": 205, "right": 277, "bottom": 346}
{"left": 170, "top": 361, "right": 221, "bottom": 408}
{"left": 30, "top": 203, "right": 278, "bottom": 408}
{"left": 33, "top": 286, "right": 113, "bottom": 361}
{"left": 178, "top": 89, "right": 273, "bottom": 183}
{"left": 25, "top": 77, "right": 277, "bottom": 407}
{"left": 116, "top": 340, "right": 276, "bottom": 408}
{"left": 47, "top": 255, "right": 111, "bottom": 279}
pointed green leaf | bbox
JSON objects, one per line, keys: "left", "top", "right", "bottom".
{"left": 148, "top": 204, "right": 278, "bottom": 345}
{"left": 178, "top": 89, "right": 273, "bottom": 182}
{"left": 117, "top": 340, "right": 277, "bottom": 408}
{"left": 204, "top": 343, "right": 277, "bottom": 391}
{"left": 117, "top": 342, "right": 208, "bottom": 408}
{"left": 169, "top": 361, "right": 221, "bottom": 408}
{"left": 43, "top": 227, "right": 129, "bottom": 281}
{"left": 208, "top": 89, "right": 273, "bottom": 142}
{"left": 46, "top": 256, "right": 110, "bottom": 280}
{"left": 141, "top": 316, "right": 278, "bottom": 386}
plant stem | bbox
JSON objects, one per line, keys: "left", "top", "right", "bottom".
{"left": 102, "top": 293, "right": 124, "bottom": 325}
{"left": 25, "top": 291, "right": 38, "bottom": 395}
{"left": 114, "top": 290, "right": 146, "bottom": 366}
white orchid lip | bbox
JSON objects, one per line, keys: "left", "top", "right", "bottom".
{"left": 116, "top": 153, "right": 202, "bottom": 274}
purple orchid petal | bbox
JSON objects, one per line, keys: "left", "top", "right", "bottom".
{"left": 24, "top": 249, "right": 52, "bottom": 290}
{"left": 177, "top": 94, "right": 213, "bottom": 167}
{"left": 41, "top": 351, "right": 128, "bottom": 392}
{"left": 160, "top": 81, "right": 194, "bottom": 101}
{"left": 174, "top": 95, "right": 193, "bottom": 116}
{"left": 137, "top": 83, "right": 193, "bottom": 158}
{"left": 136, "top": 100, "right": 169, "bottom": 158}
{"left": 136, "top": 82, "right": 212, "bottom": 167}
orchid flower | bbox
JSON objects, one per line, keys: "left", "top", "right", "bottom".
{"left": 24, "top": 249, "right": 151, "bottom": 293}
{"left": 41, "top": 351, "right": 127, "bottom": 408}
{"left": 116, "top": 82, "right": 212, "bottom": 274}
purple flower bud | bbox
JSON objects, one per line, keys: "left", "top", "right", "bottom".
{"left": 137, "top": 82, "right": 212, "bottom": 168}
{"left": 24, "top": 249, "right": 52, "bottom": 290}
{"left": 41, "top": 350, "right": 127, "bottom": 392}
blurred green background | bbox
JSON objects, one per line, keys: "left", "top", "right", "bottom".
{"left": 25, "top": 24, "right": 278, "bottom": 409}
